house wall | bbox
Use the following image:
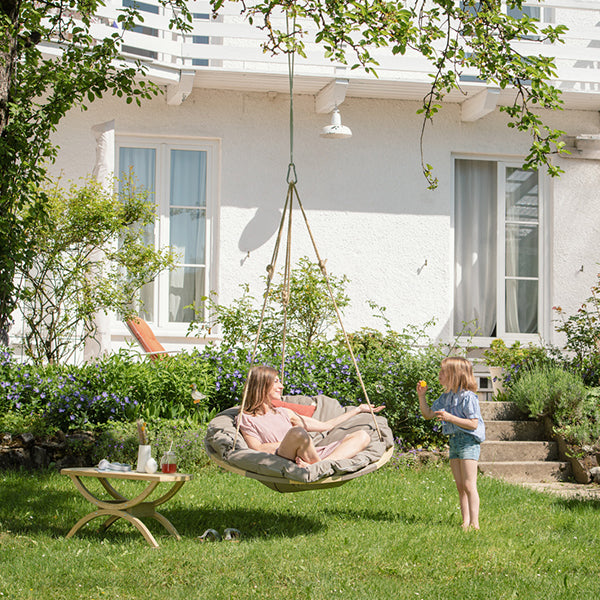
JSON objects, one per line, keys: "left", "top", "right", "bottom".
{"left": 47, "top": 87, "right": 600, "bottom": 352}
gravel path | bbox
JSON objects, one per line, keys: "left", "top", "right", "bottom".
{"left": 521, "top": 481, "right": 600, "bottom": 500}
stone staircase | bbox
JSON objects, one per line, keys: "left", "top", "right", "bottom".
{"left": 478, "top": 401, "right": 572, "bottom": 483}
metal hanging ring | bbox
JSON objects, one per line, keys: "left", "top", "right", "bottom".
{"left": 286, "top": 163, "right": 297, "bottom": 184}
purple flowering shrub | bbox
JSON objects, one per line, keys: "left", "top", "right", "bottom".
{"left": 0, "top": 348, "right": 214, "bottom": 431}
{"left": 1, "top": 323, "right": 446, "bottom": 448}
{"left": 335, "top": 326, "right": 447, "bottom": 448}
{"left": 196, "top": 344, "right": 360, "bottom": 409}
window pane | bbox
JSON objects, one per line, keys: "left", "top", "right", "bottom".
{"left": 169, "top": 266, "right": 205, "bottom": 322}
{"left": 119, "top": 147, "right": 156, "bottom": 193}
{"left": 123, "top": 0, "right": 159, "bottom": 14}
{"left": 170, "top": 150, "right": 207, "bottom": 207}
{"left": 506, "top": 168, "right": 538, "bottom": 222}
{"left": 119, "top": 147, "right": 156, "bottom": 320}
{"left": 119, "top": 147, "right": 156, "bottom": 249}
{"left": 505, "top": 224, "right": 538, "bottom": 277}
{"left": 170, "top": 208, "right": 206, "bottom": 264}
{"left": 506, "top": 280, "right": 538, "bottom": 334}
{"left": 138, "top": 283, "right": 154, "bottom": 321}
{"left": 507, "top": 5, "right": 540, "bottom": 20}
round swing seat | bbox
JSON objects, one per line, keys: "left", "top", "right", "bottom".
{"left": 204, "top": 395, "right": 394, "bottom": 493}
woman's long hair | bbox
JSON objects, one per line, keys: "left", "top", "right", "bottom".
{"left": 440, "top": 357, "right": 478, "bottom": 393}
{"left": 241, "top": 365, "right": 278, "bottom": 415}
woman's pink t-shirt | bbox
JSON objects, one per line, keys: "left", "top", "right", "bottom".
{"left": 238, "top": 407, "right": 294, "bottom": 444}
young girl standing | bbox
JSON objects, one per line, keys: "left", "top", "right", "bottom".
{"left": 417, "top": 357, "right": 485, "bottom": 530}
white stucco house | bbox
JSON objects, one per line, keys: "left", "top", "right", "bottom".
{"left": 16, "top": 0, "right": 600, "bottom": 359}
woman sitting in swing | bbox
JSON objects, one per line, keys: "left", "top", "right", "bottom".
{"left": 237, "top": 365, "right": 385, "bottom": 468}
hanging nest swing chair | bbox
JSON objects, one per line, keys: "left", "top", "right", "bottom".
{"left": 203, "top": 14, "right": 394, "bottom": 492}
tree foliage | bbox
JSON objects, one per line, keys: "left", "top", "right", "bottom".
{"left": 0, "top": 0, "right": 193, "bottom": 344}
{"left": 214, "top": 0, "right": 567, "bottom": 186}
{"left": 17, "top": 176, "right": 175, "bottom": 364}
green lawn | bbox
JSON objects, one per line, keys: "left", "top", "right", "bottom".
{"left": 1, "top": 463, "right": 599, "bottom": 599}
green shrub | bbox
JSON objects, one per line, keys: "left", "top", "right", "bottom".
{"left": 16, "top": 176, "right": 175, "bottom": 365}
{"left": 333, "top": 319, "right": 447, "bottom": 447}
{"left": 553, "top": 387, "right": 600, "bottom": 448}
{"left": 341, "top": 337, "right": 445, "bottom": 447}
{"left": 86, "top": 350, "right": 215, "bottom": 424}
{"left": 149, "top": 420, "right": 211, "bottom": 472}
{"left": 553, "top": 274, "right": 600, "bottom": 386}
{"left": 1, "top": 315, "right": 448, "bottom": 448}
{"left": 189, "top": 256, "right": 350, "bottom": 353}
{"left": 90, "top": 421, "right": 140, "bottom": 465}
{"left": 509, "top": 365, "right": 588, "bottom": 431}
{"left": 0, "top": 408, "right": 54, "bottom": 437}
{"left": 483, "top": 339, "right": 552, "bottom": 390}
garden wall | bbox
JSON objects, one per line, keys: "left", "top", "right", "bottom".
{"left": 0, "top": 431, "right": 94, "bottom": 471}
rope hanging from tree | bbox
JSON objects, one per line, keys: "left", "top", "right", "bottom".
{"left": 233, "top": 11, "right": 382, "bottom": 450}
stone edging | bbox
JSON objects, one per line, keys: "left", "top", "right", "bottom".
{"left": 0, "top": 431, "right": 95, "bottom": 470}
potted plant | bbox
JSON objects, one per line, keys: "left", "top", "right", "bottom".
{"left": 482, "top": 339, "right": 548, "bottom": 398}
{"left": 482, "top": 340, "right": 512, "bottom": 396}
{"left": 487, "top": 365, "right": 505, "bottom": 396}
{"left": 510, "top": 365, "right": 598, "bottom": 483}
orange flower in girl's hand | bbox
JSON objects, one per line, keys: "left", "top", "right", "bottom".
{"left": 418, "top": 380, "right": 427, "bottom": 388}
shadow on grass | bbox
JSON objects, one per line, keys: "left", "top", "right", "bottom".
{"left": 48, "top": 506, "right": 324, "bottom": 545}
{"left": 167, "top": 505, "right": 325, "bottom": 540}
{"left": 320, "top": 505, "right": 450, "bottom": 527}
{"left": 0, "top": 470, "right": 325, "bottom": 543}
{"left": 321, "top": 506, "right": 400, "bottom": 523}
{"left": 0, "top": 469, "right": 78, "bottom": 537}
{"left": 554, "top": 495, "right": 600, "bottom": 510}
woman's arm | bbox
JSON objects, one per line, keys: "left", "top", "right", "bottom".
{"left": 240, "top": 431, "right": 280, "bottom": 454}
{"left": 290, "top": 404, "right": 384, "bottom": 433}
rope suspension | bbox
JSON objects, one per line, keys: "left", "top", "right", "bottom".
{"left": 233, "top": 10, "right": 382, "bottom": 449}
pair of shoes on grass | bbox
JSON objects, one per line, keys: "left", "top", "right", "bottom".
{"left": 198, "top": 528, "right": 241, "bottom": 542}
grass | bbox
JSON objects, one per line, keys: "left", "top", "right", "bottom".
{"left": 1, "top": 462, "right": 600, "bottom": 599}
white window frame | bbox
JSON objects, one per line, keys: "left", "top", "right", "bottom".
{"left": 452, "top": 154, "right": 552, "bottom": 345}
{"left": 116, "top": 134, "right": 221, "bottom": 337}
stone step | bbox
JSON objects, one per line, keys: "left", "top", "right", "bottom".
{"left": 480, "top": 401, "right": 529, "bottom": 421}
{"left": 478, "top": 460, "right": 572, "bottom": 483}
{"left": 476, "top": 400, "right": 574, "bottom": 484}
{"left": 485, "top": 420, "right": 547, "bottom": 442}
{"left": 480, "top": 440, "right": 558, "bottom": 462}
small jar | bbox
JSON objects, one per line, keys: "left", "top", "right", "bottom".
{"left": 160, "top": 450, "right": 177, "bottom": 473}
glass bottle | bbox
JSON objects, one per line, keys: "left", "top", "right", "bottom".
{"left": 160, "top": 450, "right": 177, "bottom": 473}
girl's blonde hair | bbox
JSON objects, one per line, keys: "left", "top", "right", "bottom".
{"left": 241, "top": 365, "right": 279, "bottom": 415}
{"left": 440, "top": 357, "right": 478, "bottom": 393}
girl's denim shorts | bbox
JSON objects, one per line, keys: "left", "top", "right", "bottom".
{"left": 448, "top": 431, "right": 481, "bottom": 460}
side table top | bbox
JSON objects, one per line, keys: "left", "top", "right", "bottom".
{"left": 61, "top": 467, "right": 193, "bottom": 482}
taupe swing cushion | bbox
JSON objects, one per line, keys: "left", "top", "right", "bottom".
{"left": 204, "top": 395, "right": 394, "bottom": 484}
